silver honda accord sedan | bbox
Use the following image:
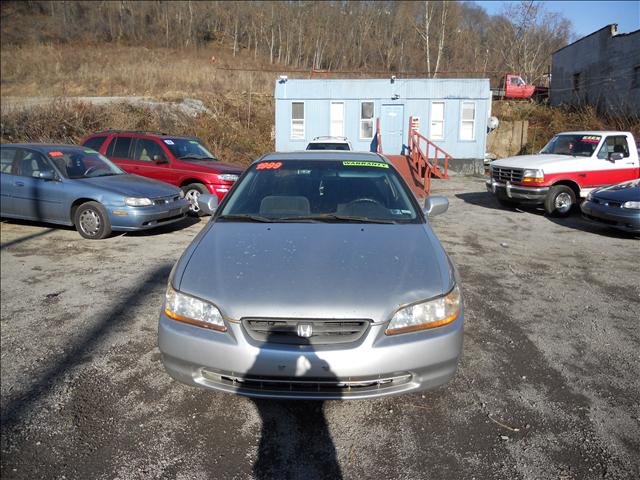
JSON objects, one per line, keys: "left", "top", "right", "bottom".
{"left": 158, "top": 151, "right": 464, "bottom": 400}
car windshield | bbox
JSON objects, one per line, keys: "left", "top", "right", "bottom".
{"left": 307, "top": 143, "right": 350, "bottom": 151}
{"left": 540, "top": 134, "right": 601, "bottom": 157}
{"left": 163, "top": 138, "right": 217, "bottom": 160}
{"left": 219, "top": 160, "right": 419, "bottom": 223}
{"left": 48, "top": 149, "right": 124, "bottom": 179}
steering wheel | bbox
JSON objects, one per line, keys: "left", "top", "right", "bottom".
{"left": 83, "top": 166, "right": 101, "bottom": 176}
{"left": 345, "top": 198, "right": 384, "bottom": 208}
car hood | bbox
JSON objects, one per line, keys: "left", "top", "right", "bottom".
{"left": 593, "top": 179, "right": 640, "bottom": 201}
{"left": 77, "top": 174, "right": 180, "bottom": 197}
{"left": 491, "top": 154, "right": 578, "bottom": 169}
{"left": 177, "top": 223, "right": 452, "bottom": 323}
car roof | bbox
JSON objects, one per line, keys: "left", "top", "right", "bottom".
{"left": 256, "top": 151, "right": 389, "bottom": 164}
{"left": 1, "top": 143, "right": 87, "bottom": 152}
{"left": 558, "top": 131, "right": 632, "bottom": 136}
{"left": 308, "top": 136, "right": 350, "bottom": 143}
{"left": 89, "top": 130, "right": 198, "bottom": 140}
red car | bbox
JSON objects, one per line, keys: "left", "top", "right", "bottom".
{"left": 81, "top": 131, "right": 244, "bottom": 215}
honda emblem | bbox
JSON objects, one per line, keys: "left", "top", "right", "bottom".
{"left": 297, "top": 323, "right": 313, "bottom": 338}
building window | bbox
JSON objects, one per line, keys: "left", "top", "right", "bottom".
{"left": 330, "top": 101, "right": 345, "bottom": 137}
{"left": 573, "top": 72, "right": 581, "bottom": 93}
{"left": 291, "top": 102, "right": 305, "bottom": 139}
{"left": 460, "top": 102, "right": 475, "bottom": 141}
{"left": 360, "top": 101, "right": 374, "bottom": 139}
{"left": 430, "top": 102, "right": 445, "bottom": 140}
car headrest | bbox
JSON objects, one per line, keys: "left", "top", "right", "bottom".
{"left": 259, "top": 195, "right": 311, "bottom": 216}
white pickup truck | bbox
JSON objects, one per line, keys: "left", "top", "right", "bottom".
{"left": 486, "top": 131, "right": 640, "bottom": 216}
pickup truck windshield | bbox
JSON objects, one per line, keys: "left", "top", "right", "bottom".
{"left": 220, "top": 160, "right": 419, "bottom": 223}
{"left": 540, "top": 134, "right": 601, "bottom": 157}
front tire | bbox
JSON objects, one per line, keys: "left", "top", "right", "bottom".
{"left": 544, "top": 185, "right": 576, "bottom": 217}
{"left": 74, "top": 201, "right": 112, "bottom": 240}
{"left": 182, "top": 183, "right": 208, "bottom": 216}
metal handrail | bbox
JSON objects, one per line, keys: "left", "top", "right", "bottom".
{"left": 407, "top": 116, "right": 450, "bottom": 194}
{"left": 375, "top": 117, "right": 382, "bottom": 153}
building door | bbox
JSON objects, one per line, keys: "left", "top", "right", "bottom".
{"left": 330, "top": 102, "right": 345, "bottom": 137}
{"left": 381, "top": 105, "right": 404, "bottom": 154}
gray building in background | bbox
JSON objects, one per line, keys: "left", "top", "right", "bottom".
{"left": 550, "top": 24, "right": 639, "bottom": 116}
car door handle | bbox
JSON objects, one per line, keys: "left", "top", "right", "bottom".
{"left": 14, "top": 181, "right": 25, "bottom": 187}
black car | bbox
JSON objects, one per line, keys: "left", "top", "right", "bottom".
{"left": 581, "top": 179, "right": 640, "bottom": 233}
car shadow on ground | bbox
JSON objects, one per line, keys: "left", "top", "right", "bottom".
{"left": 455, "top": 192, "right": 639, "bottom": 239}
{"left": 121, "top": 216, "right": 202, "bottom": 237}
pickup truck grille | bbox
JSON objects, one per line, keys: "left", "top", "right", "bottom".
{"left": 492, "top": 167, "right": 523, "bottom": 183}
{"left": 242, "top": 318, "right": 370, "bottom": 345}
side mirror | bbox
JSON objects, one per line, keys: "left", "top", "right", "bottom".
{"left": 608, "top": 152, "right": 624, "bottom": 161}
{"left": 38, "top": 171, "right": 56, "bottom": 180}
{"left": 198, "top": 193, "right": 219, "bottom": 216}
{"left": 153, "top": 154, "right": 168, "bottom": 164}
{"left": 423, "top": 195, "right": 449, "bottom": 218}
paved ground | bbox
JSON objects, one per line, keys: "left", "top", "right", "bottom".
{"left": 1, "top": 176, "right": 639, "bottom": 480}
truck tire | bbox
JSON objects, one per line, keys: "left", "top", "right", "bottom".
{"left": 182, "top": 183, "right": 208, "bottom": 216}
{"left": 544, "top": 185, "right": 575, "bottom": 217}
{"left": 74, "top": 201, "right": 112, "bottom": 240}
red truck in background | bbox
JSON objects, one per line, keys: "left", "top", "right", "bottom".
{"left": 492, "top": 73, "right": 548, "bottom": 100}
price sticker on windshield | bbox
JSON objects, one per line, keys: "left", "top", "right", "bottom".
{"left": 256, "top": 162, "right": 282, "bottom": 170}
{"left": 581, "top": 135, "right": 601, "bottom": 143}
{"left": 48, "top": 151, "right": 64, "bottom": 157}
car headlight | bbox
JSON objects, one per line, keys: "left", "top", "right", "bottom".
{"left": 622, "top": 201, "right": 640, "bottom": 210}
{"left": 385, "top": 284, "right": 461, "bottom": 335}
{"left": 125, "top": 197, "right": 153, "bottom": 207}
{"left": 522, "top": 169, "right": 544, "bottom": 183}
{"left": 179, "top": 190, "right": 185, "bottom": 199}
{"left": 218, "top": 174, "right": 239, "bottom": 182}
{"left": 164, "top": 284, "right": 227, "bottom": 332}
{"left": 586, "top": 192, "right": 593, "bottom": 201}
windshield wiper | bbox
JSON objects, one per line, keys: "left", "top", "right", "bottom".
{"left": 279, "top": 214, "right": 397, "bottom": 224}
{"left": 216, "top": 214, "right": 275, "bottom": 223}
{"left": 179, "top": 154, "right": 206, "bottom": 160}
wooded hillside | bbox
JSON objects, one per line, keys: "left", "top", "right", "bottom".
{"left": 1, "top": 0, "right": 572, "bottom": 85}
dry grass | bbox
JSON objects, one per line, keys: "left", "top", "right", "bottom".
{"left": 1, "top": 44, "right": 276, "bottom": 97}
{"left": 0, "top": 96, "right": 274, "bottom": 166}
{"left": 494, "top": 101, "right": 640, "bottom": 153}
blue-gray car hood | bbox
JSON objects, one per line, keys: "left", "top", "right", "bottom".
{"left": 593, "top": 179, "right": 640, "bottom": 202}
{"left": 78, "top": 174, "right": 179, "bottom": 197}
{"left": 176, "top": 223, "right": 454, "bottom": 323}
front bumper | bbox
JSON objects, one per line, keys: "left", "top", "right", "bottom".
{"left": 581, "top": 200, "right": 640, "bottom": 232}
{"left": 486, "top": 179, "right": 549, "bottom": 203}
{"left": 108, "top": 199, "right": 190, "bottom": 231}
{"left": 158, "top": 311, "right": 464, "bottom": 400}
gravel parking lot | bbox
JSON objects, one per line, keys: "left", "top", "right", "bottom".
{"left": 1, "top": 175, "right": 639, "bottom": 480}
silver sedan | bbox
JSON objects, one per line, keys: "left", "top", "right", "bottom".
{"left": 158, "top": 151, "right": 464, "bottom": 399}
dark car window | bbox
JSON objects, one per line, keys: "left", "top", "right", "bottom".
{"left": 105, "top": 137, "right": 116, "bottom": 157}
{"left": 597, "top": 136, "right": 630, "bottom": 159}
{"left": 16, "top": 151, "right": 56, "bottom": 178}
{"left": 307, "top": 143, "right": 350, "bottom": 151}
{"left": 83, "top": 135, "right": 107, "bottom": 151}
{"left": 133, "top": 138, "right": 167, "bottom": 162}
{"left": 111, "top": 136, "right": 133, "bottom": 158}
{"left": 1, "top": 147, "right": 17, "bottom": 174}
{"left": 163, "top": 138, "right": 217, "bottom": 161}
{"left": 47, "top": 148, "right": 124, "bottom": 179}
{"left": 221, "top": 160, "right": 419, "bottom": 223}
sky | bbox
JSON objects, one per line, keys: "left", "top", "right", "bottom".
{"left": 473, "top": 0, "right": 640, "bottom": 38}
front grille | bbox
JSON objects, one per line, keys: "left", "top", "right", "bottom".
{"left": 492, "top": 167, "right": 523, "bottom": 183}
{"left": 152, "top": 195, "right": 180, "bottom": 205}
{"left": 201, "top": 369, "right": 412, "bottom": 395}
{"left": 242, "top": 318, "right": 370, "bottom": 345}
